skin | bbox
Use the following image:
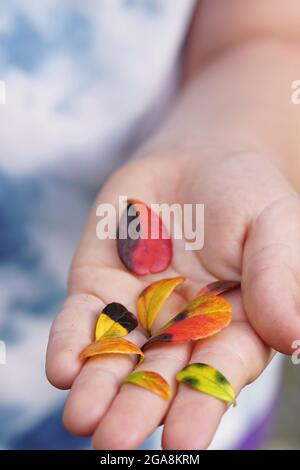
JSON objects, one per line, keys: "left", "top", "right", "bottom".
{"left": 46, "top": 1, "right": 300, "bottom": 450}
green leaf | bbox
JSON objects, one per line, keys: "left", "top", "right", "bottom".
{"left": 176, "top": 363, "right": 236, "bottom": 405}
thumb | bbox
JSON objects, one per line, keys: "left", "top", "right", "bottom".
{"left": 242, "top": 194, "right": 300, "bottom": 355}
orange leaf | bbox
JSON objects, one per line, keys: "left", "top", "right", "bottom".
{"left": 143, "top": 295, "right": 232, "bottom": 350}
{"left": 124, "top": 370, "right": 172, "bottom": 400}
{"left": 137, "top": 276, "right": 186, "bottom": 331}
{"left": 79, "top": 337, "right": 144, "bottom": 361}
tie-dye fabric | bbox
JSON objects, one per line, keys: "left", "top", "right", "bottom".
{"left": 0, "top": 0, "right": 281, "bottom": 450}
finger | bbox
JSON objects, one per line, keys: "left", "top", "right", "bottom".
{"left": 46, "top": 292, "right": 104, "bottom": 389}
{"left": 163, "top": 293, "right": 273, "bottom": 450}
{"left": 63, "top": 327, "right": 146, "bottom": 436}
{"left": 243, "top": 194, "right": 300, "bottom": 354}
{"left": 92, "top": 341, "right": 192, "bottom": 450}
{"left": 90, "top": 278, "right": 220, "bottom": 449}
{"left": 62, "top": 283, "right": 195, "bottom": 437}
{"left": 46, "top": 270, "right": 144, "bottom": 390}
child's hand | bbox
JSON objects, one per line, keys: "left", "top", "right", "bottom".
{"left": 46, "top": 150, "right": 300, "bottom": 449}
{"left": 47, "top": 0, "right": 300, "bottom": 445}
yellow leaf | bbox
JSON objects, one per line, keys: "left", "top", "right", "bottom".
{"left": 137, "top": 276, "right": 186, "bottom": 332}
{"left": 95, "top": 302, "right": 137, "bottom": 340}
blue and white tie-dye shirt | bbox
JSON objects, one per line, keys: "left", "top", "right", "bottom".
{"left": 0, "top": 0, "right": 282, "bottom": 450}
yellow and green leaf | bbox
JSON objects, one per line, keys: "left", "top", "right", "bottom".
{"left": 176, "top": 363, "right": 236, "bottom": 405}
{"left": 137, "top": 277, "right": 186, "bottom": 331}
{"left": 79, "top": 337, "right": 144, "bottom": 361}
{"left": 95, "top": 302, "right": 137, "bottom": 340}
{"left": 124, "top": 370, "right": 172, "bottom": 400}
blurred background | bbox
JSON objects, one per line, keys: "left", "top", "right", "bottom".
{"left": 266, "top": 359, "right": 300, "bottom": 450}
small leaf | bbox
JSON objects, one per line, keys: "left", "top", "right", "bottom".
{"left": 79, "top": 337, "right": 144, "bottom": 361}
{"left": 185, "top": 281, "right": 239, "bottom": 311}
{"left": 117, "top": 199, "right": 172, "bottom": 276}
{"left": 176, "top": 363, "right": 236, "bottom": 405}
{"left": 143, "top": 295, "right": 232, "bottom": 350}
{"left": 95, "top": 302, "right": 137, "bottom": 340}
{"left": 124, "top": 370, "right": 172, "bottom": 400}
{"left": 137, "top": 277, "right": 186, "bottom": 331}
{"left": 196, "top": 280, "right": 240, "bottom": 297}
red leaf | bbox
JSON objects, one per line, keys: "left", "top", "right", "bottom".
{"left": 117, "top": 199, "right": 172, "bottom": 276}
{"left": 143, "top": 295, "right": 232, "bottom": 350}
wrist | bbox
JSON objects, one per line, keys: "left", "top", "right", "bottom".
{"left": 141, "top": 39, "right": 300, "bottom": 190}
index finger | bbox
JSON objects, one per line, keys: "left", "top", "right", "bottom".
{"left": 45, "top": 270, "right": 145, "bottom": 390}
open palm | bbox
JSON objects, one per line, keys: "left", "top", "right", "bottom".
{"left": 46, "top": 151, "right": 300, "bottom": 449}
